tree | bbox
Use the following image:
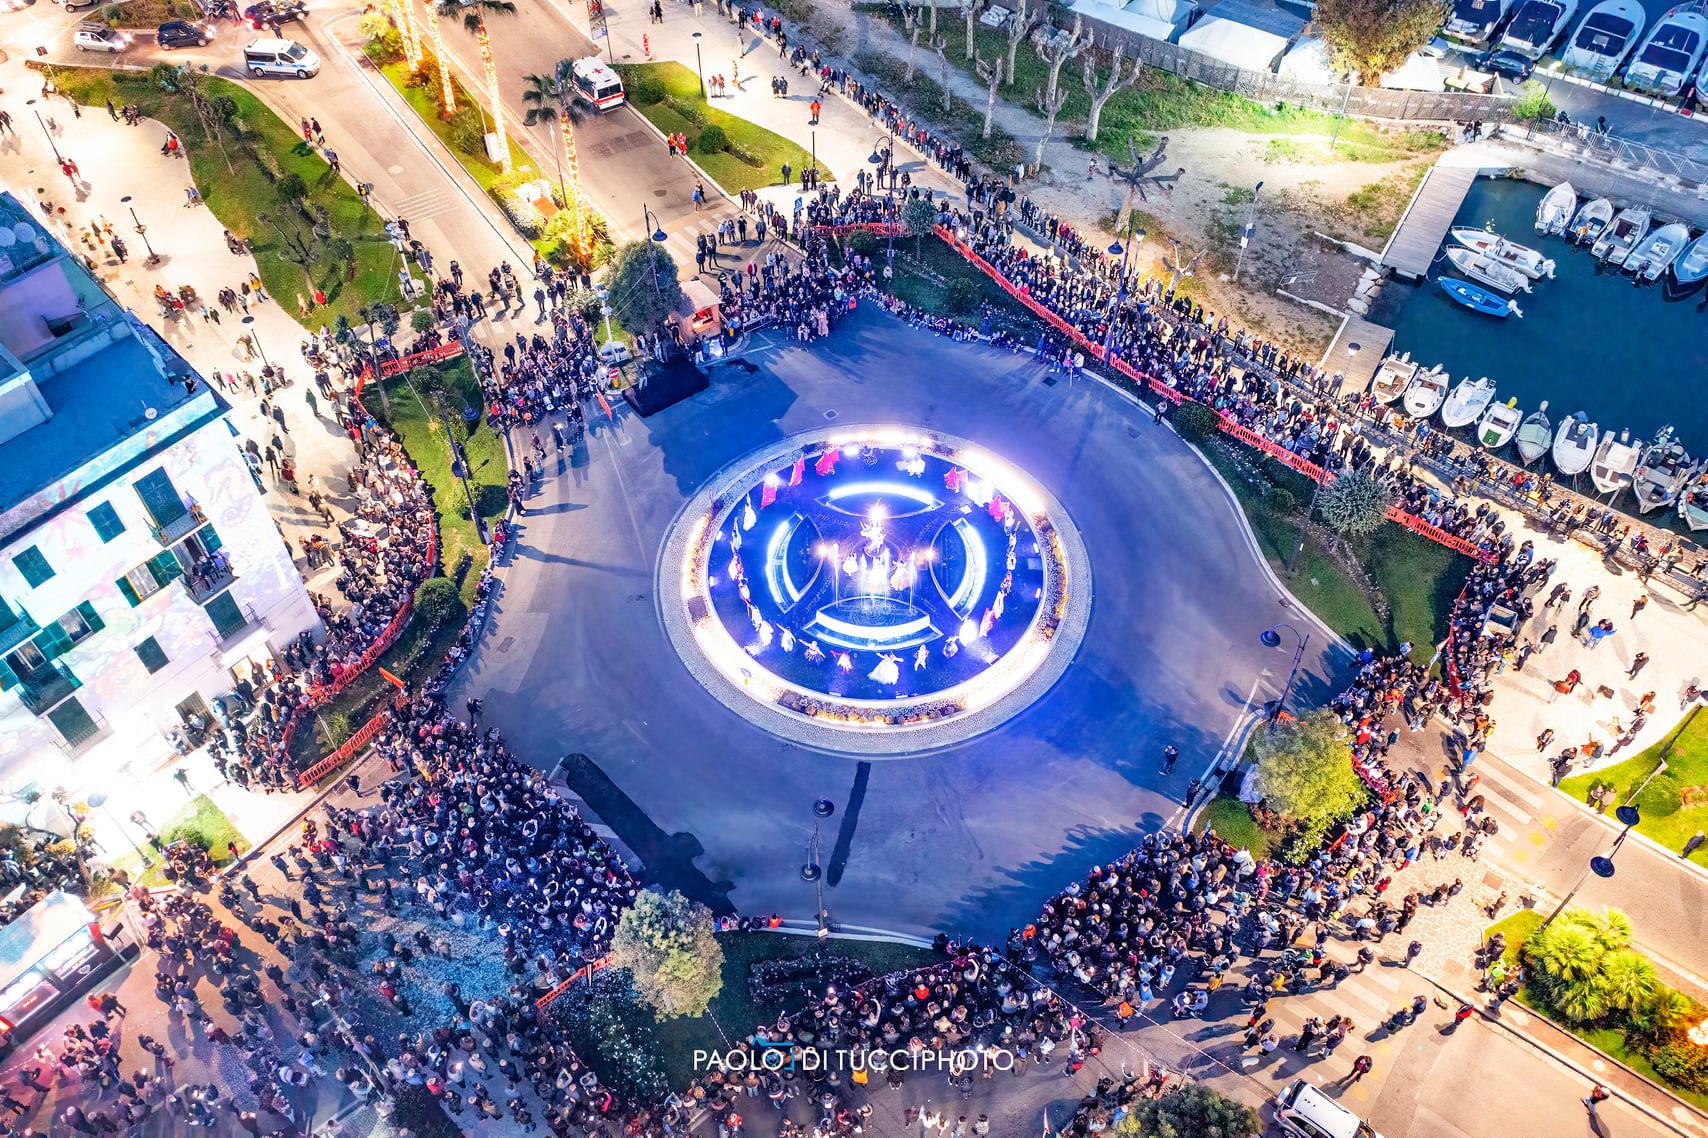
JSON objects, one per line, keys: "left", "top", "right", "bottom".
{"left": 903, "top": 196, "right": 938, "bottom": 255}
{"left": 1512, "top": 78, "right": 1558, "bottom": 125}
{"left": 438, "top": 0, "right": 515, "bottom": 33}
{"left": 1315, "top": 470, "right": 1392, "bottom": 547}
{"left": 1083, "top": 43, "right": 1140, "bottom": 144}
{"left": 413, "top": 577, "right": 459, "bottom": 625}
{"left": 1032, "top": 14, "right": 1085, "bottom": 166}
{"left": 1524, "top": 907, "right": 1649, "bottom": 1024}
{"left": 902, "top": 3, "right": 924, "bottom": 84}
{"left": 934, "top": 36, "right": 954, "bottom": 112}
{"left": 1251, "top": 709, "right": 1366, "bottom": 827}
{"left": 607, "top": 888, "right": 724, "bottom": 1019}
{"left": 606, "top": 239, "right": 682, "bottom": 332}
{"left": 975, "top": 54, "right": 1005, "bottom": 140}
{"left": 1113, "top": 1084, "right": 1260, "bottom": 1138}
{"left": 521, "top": 63, "right": 586, "bottom": 190}
{"left": 963, "top": 0, "right": 989, "bottom": 61}
{"left": 1003, "top": 0, "right": 1043, "bottom": 88}
{"left": 1313, "top": 0, "right": 1446, "bottom": 86}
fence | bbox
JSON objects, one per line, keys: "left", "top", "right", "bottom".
{"left": 1519, "top": 117, "right": 1708, "bottom": 190}
{"left": 1072, "top": 12, "right": 1517, "bottom": 124}
{"left": 933, "top": 225, "right": 1499, "bottom": 563}
{"left": 812, "top": 221, "right": 906, "bottom": 236}
{"left": 297, "top": 709, "right": 393, "bottom": 787}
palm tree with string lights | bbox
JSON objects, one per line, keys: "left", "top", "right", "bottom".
{"left": 436, "top": 0, "right": 516, "bottom": 33}
{"left": 522, "top": 60, "right": 593, "bottom": 266}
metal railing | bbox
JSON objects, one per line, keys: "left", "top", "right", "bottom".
{"left": 1515, "top": 117, "right": 1708, "bottom": 190}
{"left": 182, "top": 565, "right": 236, "bottom": 605}
{"left": 18, "top": 663, "right": 79, "bottom": 715}
{"left": 148, "top": 499, "right": 206, "bottom": 546}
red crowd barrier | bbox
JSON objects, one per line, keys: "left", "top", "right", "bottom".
{"left": 813, "top": 222, "right": 905, "bottom": 236}
{"left": 297, "top": 708, "right": 393, "bottom": 787}
{"left": 932, "top": 227, "right": 1497, "bottom": 565}
{"left": 534, "top": 956, "right": 610, "bottom": 1012}
{"left": 352, "top": 341, "right": 467, "bottom": 399}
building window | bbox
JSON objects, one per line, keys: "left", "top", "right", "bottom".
{"left": 45, "top": 697, "right": 98, "bottom": 748}
{"left": 133, "top": 469, "right": 187, "bottom": 529}
{"left": 134, "top": 637, "right": 168, "bottom": 674}
{"left": 205, "top": 591, "right": 246, "bottom": 638}
{"left": 87, "top": 504, "right": 125, "bottom": 543}
{"left": 115, "top": 552, "right": 183, "bottom": 607}
{"left": 34, "top": 602, "right": 104, "bottom": 660}
{"left": 12, "top": 547, "right": 53, "bottom": 589}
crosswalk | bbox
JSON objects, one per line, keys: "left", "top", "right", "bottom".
{"left": 387, "top": 188, "right": 457, "bottom": 226}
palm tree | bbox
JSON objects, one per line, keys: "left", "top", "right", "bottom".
{"left": 521, "top": 63, "right": 584, "bottom": 191}
{"left": 1599, "top": 950, "right": 1658, "bottom": 1015}
{"left": 436, "top": 0, "right": 515, "bottom": 32}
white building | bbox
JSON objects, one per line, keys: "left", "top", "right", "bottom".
{"left": 0, "top": 193, "right": 317, "bottom": 796}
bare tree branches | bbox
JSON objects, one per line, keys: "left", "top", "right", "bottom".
{"left": 1082, "top": 42, "right": 1139, "bottom": 143}
{"left": 974, "top": 54, "right": 1005, "bottom": 139}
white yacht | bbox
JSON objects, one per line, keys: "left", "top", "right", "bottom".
{"left": 1625, "top": 222, "right": 1690, "bottom": 279}
{"left": 1446, "top": 247, "right": 1532, "bottom": 293}
{"left": 1561, "top": 0, "right": 1647, "bottom": 74}
{"left": 1633, "top": 426, "right": 1698, "bottom": 512}
{"left": 1479, "top": 399, "right": 1523, "bottom": 450}
{"left": 1369, "top": 353, "right": 1419, "bottom": 404}
{"left": 1535, "top": 182, "right": 1577, "bottom": 236}
{"left": 1594, "top": 207, "right": 1651, "bottom": 263}
{"left": 1590, "top": 429, "right": 1640, "bottom": 495}
{"left": 1500, "top": 0, "right": 1580, "bottom": 56}
{"left": 1446, "top": 0, "right": 1516, "bottom": 43}
{"left": 1626, "top": 2, "right": 1708, "bottom": 95}
{"left": 1402, "top": 367, "right": 1451, "bottom": 419}
{"left": 1515, "top": 401, "right": 1552, "bottom": 465}
{"left": 1552, "top": 412, "right": 1598, "bottom": 475}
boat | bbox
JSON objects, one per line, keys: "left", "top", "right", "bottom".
{"left": 1535, "top": 181, "right": 1577, "bottom": 235}
{"left": 1680, "top": 479, "right": 1708, "bottom": 531}
{"left": 1515, "top": 401, "right": 1552, "bottom": 464}
{"left": 1552, "top": 412, "right": 1598, "bottom": 475}
{"left": 1369, "top": 352, "right": 1419, "bottom": 404}
{"left": 1441, "top": 375, "right": 1497, "bottom": 429}
{"left": 1446, "top": 246, "right": 1533, "bottom": 293}
{"left": 1625, "top": 221, "right": 1691, "bottom": 279}
{"left": 1590, "top": 429, "right": 1640, "bottom": 494}
{"left": 1438, "top": 276, "right": 1524, "bottom": 318}
{"left": 1450, "top": 227, "right": 1556, "bottom": 277}
{"left": 1674, "top": 231, "right": 1708, "bottom": 283}
{"left": 1561, "top": 0, "right": 1648, "bottom": 74}
{"left": 1500, "top": 0, "right": 1580, "bottom": 56}
{"left": 1593, "top": 207, "right": 1651, "bottom": 263}
{"left": 1625, "top": 2, "right": 1708, "bottom": 96}
{"left": 1571, "top": 197, "right": 1615, "bottom": 245}
{"left": 1632, "top": 426, "right": 1697, "bottom": 512}
{"left": 1446, "top": 0, "right": 1516, "bottom": 43}
{"left": 1479, "top": 398, "right": 1523, "bottom": 449}
{"left": 1402, "top": 366, "right": 1451, "bottom": 418}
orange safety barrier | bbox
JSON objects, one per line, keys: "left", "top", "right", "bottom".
{"left": 297, "top": 708, "right": 392, "bottom": 787}
{"left": 933, "top": 226, "right": 1498, "bottom": 565}
{"left": 534, "top": 956, "right": 610, "bottom": 1012}
{"left": 813, "top": 222, "right": 905, "bottom": 237}
{"left": 352, "top": 341, "right": 466, "bottom": 399}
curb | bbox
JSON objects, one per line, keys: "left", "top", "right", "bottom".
{"left": 1180, "top": 711, "right": 1264, "bottom": 835}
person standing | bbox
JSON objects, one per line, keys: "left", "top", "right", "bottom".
{"left": 1630, "top": 594, "right": 1648, "bottom": 619}
{"left": 1350, "top": 1054, "right": 1373, "bottom": 1082}
{"left": 1628, "top": 651, "right": 1650, "bottom": 679}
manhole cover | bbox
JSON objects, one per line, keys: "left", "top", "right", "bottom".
{"left": 496, "top": 636, "right": 515, "bottom": 653}
{"left": 823, "top": 409, "right": 838, "bottom": 420}
{"left": 1042, "top": 376, "right": 1058, "bottom": 386}
{"left": 653, "top": 189, "right": 667, "bottom": 198}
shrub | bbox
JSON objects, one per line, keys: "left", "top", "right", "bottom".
{"left": 1172, "top": 401, "right": 1220, "bottom": 445}
{"left": 1263, "top": 485, "right": 1297, "bottom": 515}
{"left": 1633, "top": 773, "right": 1682, "bottom": 817}
{"left": 410, "top": 308, "right": 436, "bottom": 334}
{"left": 662, "top": 95, "right": 708, "bottom": 125}
{"left": 445, "top": 104, "right": 487, "bottom": 158}
{"left": 318, "top": 711, "right": 353, "bottom": 749}
{"left": 697, "top": 124, "right": 729, "bottom": 154}
{"left": 631, "top": 76, "right": 668, "bottom": 104}
{"left": 412, "top": 577, "right": 458, "bottom": 626}
{"left": 475, "top": 484, "right": 510, "bottom": 518}
{"left": 943, "top": 278, "right": 980, "bottom": 315}
{"left": 1649, "top": 1037, "right": 1708, "bottom": 1093}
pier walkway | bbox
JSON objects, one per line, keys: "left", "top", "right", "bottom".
{"left": 1381, "top": 164, "right": 1479, "bottom": 280}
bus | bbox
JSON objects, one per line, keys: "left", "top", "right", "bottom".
{"left": 571, "top": 58, "right": 626, "bottom": 111}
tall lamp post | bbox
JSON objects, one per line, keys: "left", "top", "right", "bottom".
{"left": 640, "top": 204, "right": 668, "bottom": 324}
{"left": 25, "top": 99, "right": 62, "bottom": 163}
{"left": 692, "top": 31, "right": 706, "bottom": 99}
{"left": 802, "top": 797, "right": 834, "bottom": 938}
{"left": 1536, "top": 805, "right": 1640, "bottom": 934}
{"left": 119, "top": 195, "right": 158, "bottom": 266}
{"left": 87, "top": 791, "right": 152, "bottom": 868}
{"left": 1100, "top": 230, "right": 1144, "bottom": 363}
{"left": 1258, "top": 622, "right": 1310, "bottom": 725}
{"left": 1232, "top": 180, "right": 1263, "bottom": 282}
{"left": 240, "top": 314, "right": 270, "bottom": 368}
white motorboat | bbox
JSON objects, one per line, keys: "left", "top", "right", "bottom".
{"left": 1562, "top": 0, "right": 1647, "bottom": 74}
{"left": 1369, "top": 352, "right": 1419, "bottom": 404}
{"left": 1515, "top": 401, "right": 1552, "bottom": 464}
{"left": 1402, "top": 366, "right": 1451, "bottom": 419}
{"left": 1593, "top": 207, "right": 1651, "bottom": 263}
{"left": 1446, "top": 0, "right": 1516, "bottom": 42}
{"left": 1535, "top": 182, "right": 1577, "bottom": 235}
{"left": 1674, "top": 231, "right": 1708, "bottom": 284}
{"left": 1500, "top": 0, "right": 1580, "bottom": 56}
{"left": 1625, "top": 221, "right": 1691, "bottom": 279}
{"left": 1441, "top": 376, "right": 1498, "bottom": 428}
{"left": 1478, "top": 398, "right": 1523, "bottom": 449}
{"left": 1552, "top": 412, "right": 1598, "bottom": 475}
{"left": 1590, "top": 428, "right": 1640, "bottom": 495}
{"left": 1626, "top": 2, "right": 1708, "bottom": 96}
{"left": 1632, "top": 426, "right": 1698, "bottom": 512}
{"left": 1680, "top": 479, "right": 1708, "bottom": 531}
{"left": 1450, "top": 227, "right": 1556, "bottom": 278}
{"left": 1571, "top": 197, "right": 1615, "bottom": 245}
{"left": 1445, "top": 246, "right": 1533, "bottom": 293}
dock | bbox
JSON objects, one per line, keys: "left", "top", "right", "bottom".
{"left": 1320, "top": 316, "right": 1395, "bottom": 393}
{"left": 1381, "top": 165, "right": 1479, "bottom": 280}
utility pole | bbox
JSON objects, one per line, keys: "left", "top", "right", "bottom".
{"left": 1232, "top": 180, "right": 1263, "bottom": 282}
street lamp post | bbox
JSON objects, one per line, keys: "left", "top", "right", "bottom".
{"left": 25, "top": 99, "right": 62, "bottom": 164}
{"left": 240, "top": 314, "right": 270, "bottom": 368}
{"left": 1100, "top": 230, "right": 1144, "bottom": 363}
{"left": 1258, "top": 623, "right": 1310, "bottom": 725}
{"left": 1232, "top": 180, "right": 1263, "bottom": 282}
{"left": 801, "top": 798, "right": 834, "bottom": 937}
{"left": 641, "top": 205, "right": 668, "bottom": 326}
{"left": 1537, "top": 805, "right": 1641, "bottom": 934}
{"left": 119, "top": 195, "right": 158, "bottom": 266}
{"left": 692, "top": 31, "right": 706, "bottom": 99}
{"left": 87, "top": 791, "right": 152, "bottom": 868}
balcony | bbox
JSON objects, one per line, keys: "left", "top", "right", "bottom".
{"left": 181, "top": 561, "right": 236, "bottom": 605}
{"left": 17, "top": 663, "right": 79, "bottom": 715}
{"left": 0, "top": 612, "right": 38, "bottom": 657}
{"left": 149, "top": 500, "right": 207, "bottom": 546}
{"left": 210, "top": 601, "right": 260, "bottom": 647}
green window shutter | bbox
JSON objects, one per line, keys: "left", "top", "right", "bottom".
{"left": 202, "top": 527, "right": 223, "bottom": 554}
{"left": 0, "top": 657, "right": 16, "bottom": 692}
{"left": 87, "top": 503, "right": 125, "bottom": 543}
{"left": 116, "top": 577, "right": 141, "bottom": 607}
{"left": 134, "top": 469, "right": 186, "bottom": 528}
{"left": 134, "top": 637, "right": 168, "bottom": 674}
{"left": 34, "top": 622, "right": 71, "bottom": 661}
{"left": 148, "top": 551, "right": 183, "bottom": 584}
{"left": 12, "top": 547, "right": 53, "bottom": 588}
{"left": 75, "top": 601, "right": 104, "bottom": 634}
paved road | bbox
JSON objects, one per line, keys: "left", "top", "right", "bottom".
{"left": 451, "top": 306, "right": 1348, "bottom": 940}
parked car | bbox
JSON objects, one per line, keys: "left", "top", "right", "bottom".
{"left": 73, "top": 24, "right": 127, "bottom": 52}
{"left": 156, "top": 20, "right": 215, "bottom": 48}
{"left": 243, "top": 36, "right": 320, "bottom": 77}
{"left": 1486, "top": 48, "right": 1538, "bottom": 78}
{"left": 56, "top": 0, "right": 104, "bottom": 11}
{"left": 243, "top": 0, "right": 306, "bottom": 29}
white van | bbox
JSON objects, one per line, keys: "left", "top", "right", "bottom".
{"left": 570, "top": 57, "right": 625, "bottom": 110}
{"left": 1275, "top": 1079, "right": 1384, "bottom": 1138}
{"left": 243, "top": 37, "right": 319, "bottom": 78}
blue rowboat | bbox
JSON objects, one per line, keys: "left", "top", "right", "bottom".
{"left": 1438, "top": 275, "right": 1523, "bottom": 318}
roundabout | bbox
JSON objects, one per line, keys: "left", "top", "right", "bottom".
{"left": 660, "top": 427, "right": 1090, "bottom": 754}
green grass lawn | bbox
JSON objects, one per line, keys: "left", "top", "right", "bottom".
{"left": 97, "top": 0, "right": 202, "bottom": 25}
{"left": 1201, "top": 442, "right": 1466, "bottom": 661}
{"left": 1484, "top": 908, "right": 1543, "bottom": 969}
{"left": 872, "top": 16, "right": 1445, "bottom": 167}
{"left": 1193, "top": 794, "right": 1279, "bottom": 859}
{"left": 42, "top": 66, "right": 401, "bottom": 324}
{"left": 883, "top": 232, "right": 1042, "bottom": 329}
{"left": 115, "top": 794, "right": 249, "bottom": 888}
{"left": 616, "top": 61, "right": 827, "bottom": 194}
{"left": 1559, "top": 707, "right": 1708, "bottom": 868}
{"left": 373, "top": 55, "right": 537, "bottom": 195}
